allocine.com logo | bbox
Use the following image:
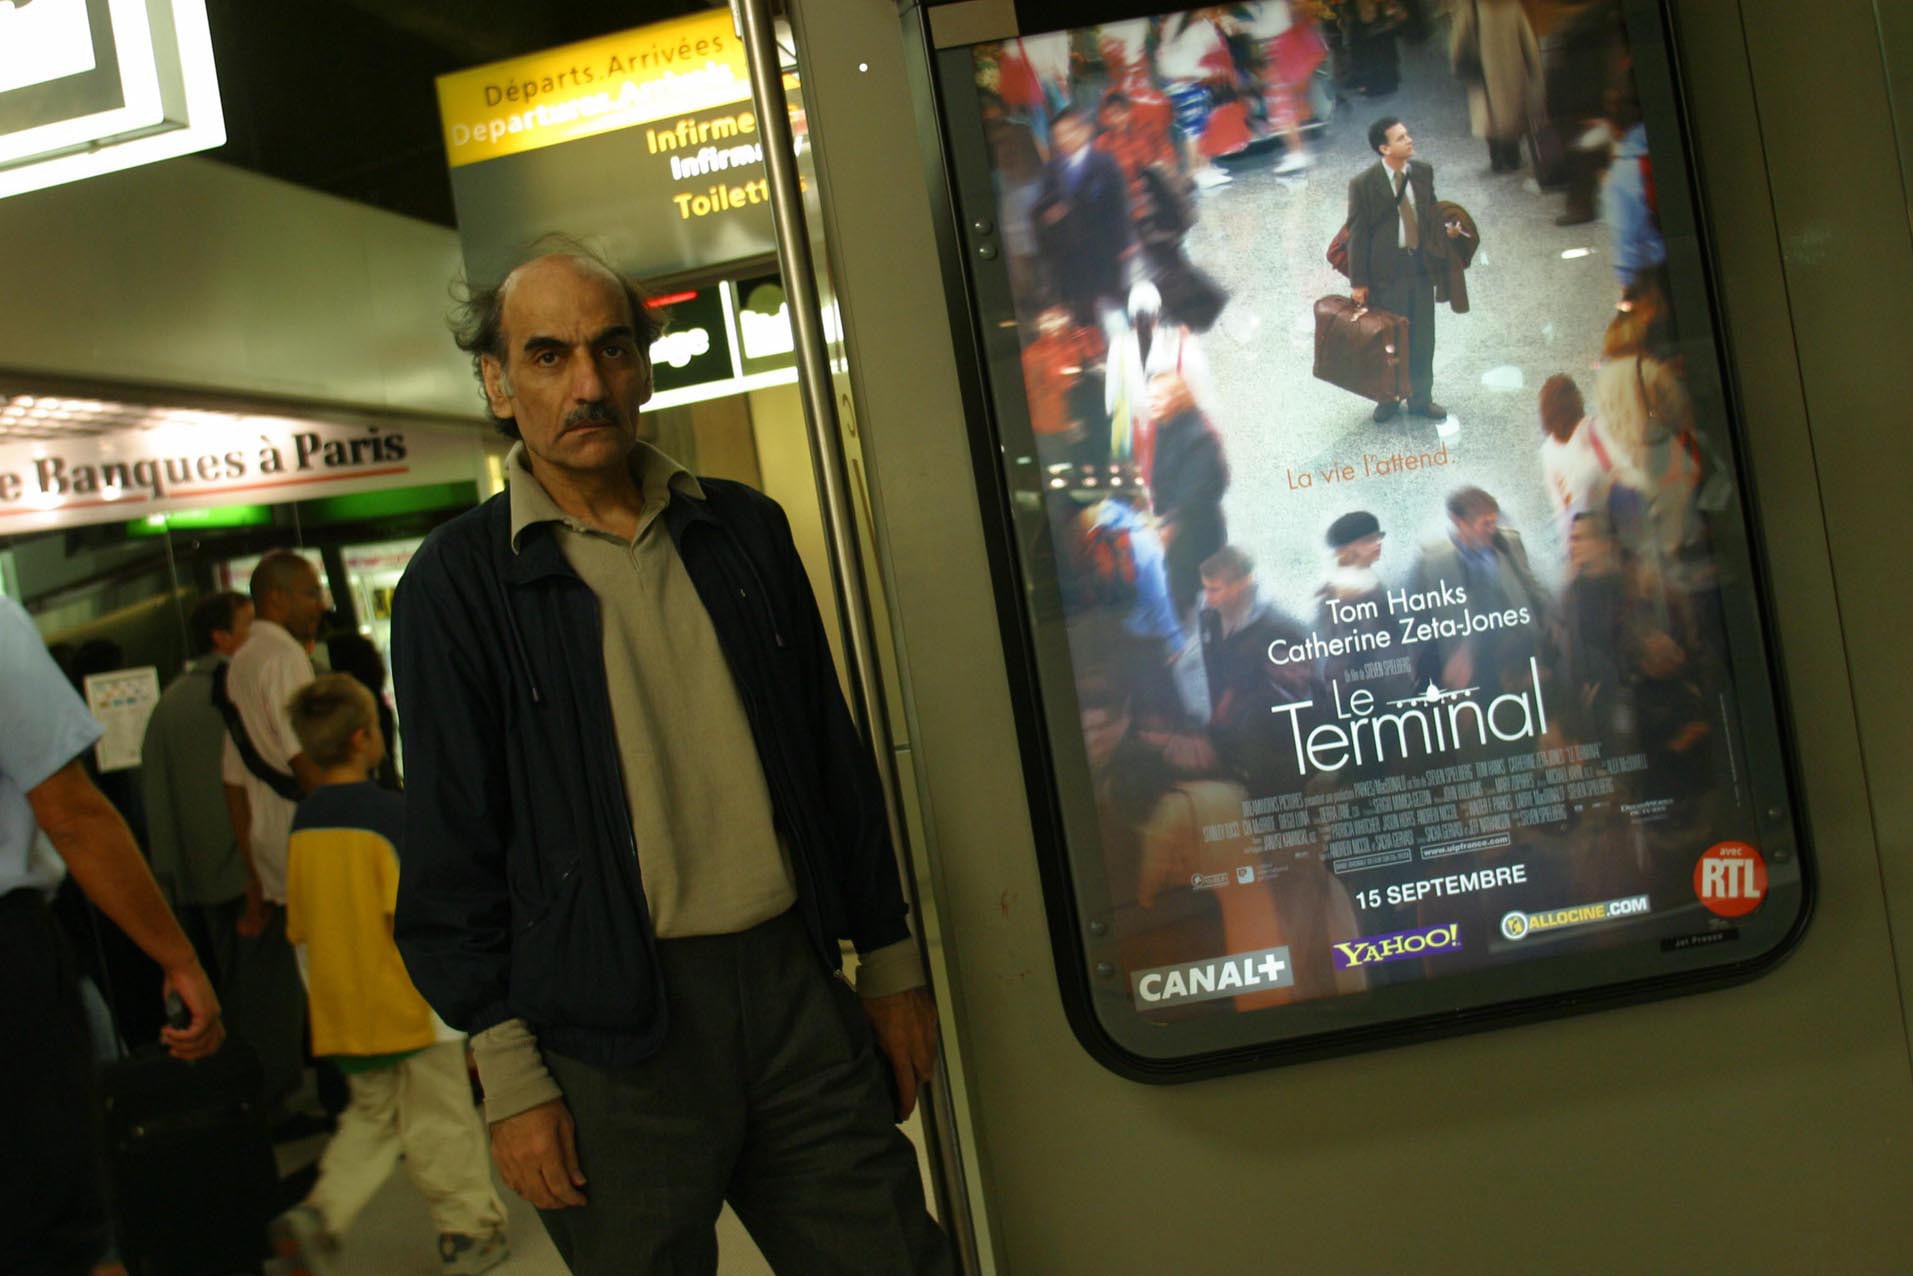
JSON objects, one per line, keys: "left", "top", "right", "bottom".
{"left": 1330, "top": 922, "right": 1463, "bottom": 971}
{"left": 1501, "top": 894, "right": 1650, "bottom": 941}
{"left": 1131, "top": 946, "right": 1293, "bottom": 1010}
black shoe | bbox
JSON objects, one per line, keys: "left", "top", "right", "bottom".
{"left": 1408, "top": 399, "right": 1447, "bottom": 421}
{"left": 1373, "top": 400, "right": 1400, "bottom": 423}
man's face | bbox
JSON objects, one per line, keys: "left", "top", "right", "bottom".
{"left": 1380, "top": 122, "right": 1414, "bottom": 163}
{"left": 1202, "top": 570, "right": 1252, "bottom": 618}
{"left": 482, "top": 256, "right": 653, "bottom": 479}
{"left": 1053, "top": 116, "right": 1091, "bottom": 158}
{"left": 1568, "top": 519, "right": 1616, "bottom": 574}
{"left": 213, "top": 602, "right": 255, "bottom": 658}
{"left": 1348, "top": 533, "right": 1384, "bottom": 569}
{"left": 1454, "top": 510, "right": 1499, "bottom": 551}
{"left": 277, "top": 566, "right": 327, "bottom": 645}
{"left": 1148, "top": 374, "right": 1193, "bottom": 421}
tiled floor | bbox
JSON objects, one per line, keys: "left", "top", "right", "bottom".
{"left": 308, "top": 1159, "right": 772, "bottom": 1276}
{"left": 1086, "top": 20, "right": 1617, "bottom": 634}
{"left": 274, "top": 1107, "right": 932, "bottom": 1274}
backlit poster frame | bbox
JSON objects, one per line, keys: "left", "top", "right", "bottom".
{"left": 916, "top": 0, "right": 1812, "bottom": 1080}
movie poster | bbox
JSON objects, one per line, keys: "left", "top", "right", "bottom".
{"left": 963, "top": 4, "right": 1797, "bottom": 1034}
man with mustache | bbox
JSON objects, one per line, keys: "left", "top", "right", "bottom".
{"left": 387, "top": 243, "right": 950, "bottom": 1275}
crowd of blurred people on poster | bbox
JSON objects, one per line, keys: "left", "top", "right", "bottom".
{"left": 977, "top": 1, "right": 1742, "bottom": 1011}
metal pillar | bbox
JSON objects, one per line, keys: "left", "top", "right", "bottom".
{"left": 728, "top": 2, "right": 980, "bottom": 1270}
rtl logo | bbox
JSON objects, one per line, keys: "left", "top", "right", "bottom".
{"left": 1694, "top": 842, "right": 1768, "bottom": 918}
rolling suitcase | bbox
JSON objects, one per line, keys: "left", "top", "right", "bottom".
{"left": 1312, "top": 295, "right": 1410, "bottom": 403}
{"left": 101, "top": 1038, "right": 279, "bottom": 1275}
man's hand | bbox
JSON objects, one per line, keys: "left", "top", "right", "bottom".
{"left": 1352, "top": 286, "right": 1370, "bottom": 307}
{"left": 491, "top": 1098, "right": 587, "bottom": 1210}
{"left": 861, "top": 987, "right": 938, "bottom": 1122}
{"left": 160, "top": 961, "right": 224, "bottom": 1061}
{"left": 237, "top": 880, "right": 268, "bottom": 938}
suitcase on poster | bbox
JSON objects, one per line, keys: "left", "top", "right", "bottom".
{"left": 1312, "top": 295, "right": 1411, "bottom": 403}
{"left": 102, "top": 1039, "right": 278, "bottom": 1275}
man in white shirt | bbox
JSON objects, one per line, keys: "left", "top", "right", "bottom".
{"left": 219, "top": 549, "right": 327, "bottom": 1107}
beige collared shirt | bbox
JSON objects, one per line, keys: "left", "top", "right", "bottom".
{"left": 509, "top": 439, "right": 798, "bottom": 939}
{"left": 473, "top": 442, "right": 922, "bottom": 1121}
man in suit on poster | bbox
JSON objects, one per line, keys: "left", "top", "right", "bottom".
{"left": 1349, "top": 116, "right": 1460, "bottom": 423}
{"left": 1035, "top": 106, "right": 1134, "bottom": 330}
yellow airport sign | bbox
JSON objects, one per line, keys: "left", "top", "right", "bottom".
{"left": 436, "top": 11, "right": 753, "bottom": 168}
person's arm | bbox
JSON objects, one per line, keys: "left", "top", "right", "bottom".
{"left": 31, "top": 760, "right": 223, "bottom": 1060}
{"left": 1104, "top": 155, "right": 1135, "bottom": 252}
{"left": 288, "top": 754, "right": 324, "bottom": 795}
{"left": 391, "top": 548, "right": 588, "bottom": 1203}
{"left": 260, "top": 649, "right": 323, "bottom": 796}
{"left": 768, "top": 497, "right": 910, "bottom": 957}
{"left": 1603, "top": 160, "right": 1661, "bottom": 285}
{"left": 765, "top": 496, "right": 937, "bottom": 1117}
{"left": 1348, "top": 173, "right": 1372, "bottom": 301}
{"left": 390, "top": 551, "right": 517, "bottom": 1036}
{"left": 0, "top": 598, "right": 220, "bottom": 1060}
{"left": 222, "top": 737, "right": 267, "bottom": 937}
{"left": 470, "top": 1020, "right": 582, "bottom": 1209}
{"left": 1189, "top": 426, "right": 1231, "bottom": 509}
{"left": 138, "top": 705, "right": 180, "bottom": 903}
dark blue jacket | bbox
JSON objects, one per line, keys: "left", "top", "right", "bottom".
{"left": 389, "top": 477, "right": 907, "bottom": 1067}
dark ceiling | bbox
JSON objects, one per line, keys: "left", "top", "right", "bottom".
{"left": 202, "top": 1, "right": 727, "bottom": 228}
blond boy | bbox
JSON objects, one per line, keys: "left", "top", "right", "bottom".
{"left": 270, "top": 674, "right": 506, "bottom": 1275}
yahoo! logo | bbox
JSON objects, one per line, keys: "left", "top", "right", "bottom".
{"left": 1331, "top": 922, "right": 1463, "bottom": 971}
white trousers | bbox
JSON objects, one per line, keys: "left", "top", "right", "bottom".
{"left": 306, "top": 1039, "right": 505, "bottom": 1239}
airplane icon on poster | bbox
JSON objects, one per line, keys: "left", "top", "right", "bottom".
{"left": 1387, "top": 682, "right": 1480, "bottom": 709}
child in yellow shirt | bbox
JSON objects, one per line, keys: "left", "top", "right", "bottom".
{"left": 270, "top": 674, "right": 506, "bottom": 1275}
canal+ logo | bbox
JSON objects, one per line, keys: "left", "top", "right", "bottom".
{"left": 1131, "top": 946, "right": 1294, "bottom": 1010}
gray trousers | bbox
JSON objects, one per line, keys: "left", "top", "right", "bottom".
{"left": 539, "top": 910, "right": 952, "bottom": 1276}
{"left": 1375, "top": 247, "right": 1437, "bottom": 405}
